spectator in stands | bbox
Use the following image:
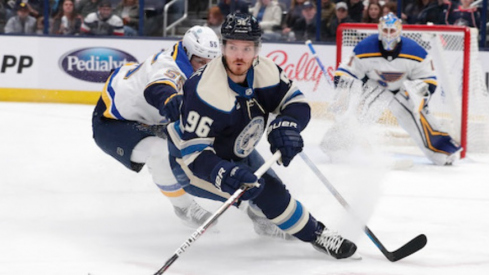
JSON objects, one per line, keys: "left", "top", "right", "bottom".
{"left": 252, "top": 0, "right": 282, "bottom": 41}
{"left": 320, "top": 0, "right": 336, "bottom": 26}
{"left": 113, "top": 0, "right": 138, "bottom": 36}
{"left": 4, "top": 2, "right": 36, "bottom": 33}
{"left": 278, "top": 0, "right": 292, "bottom": 11}
{"left": 444, "top": 0, "right": 479, "bottom": 28}
{"left": 404, "top": 0, "right": 440, "bottom": 24}
{"left": 363, "top": 0, "right": 385, "bottom": 7}
{"left": 362, "top": 2, "right": 381, "bottom": 22}
{"left": 290, "top": 1, "right": 318, "bottom": 41}
{"left": 381, "top": 1, "right": 395, "bottom": 16}
{"left": 0, "top": 0, "right": 8, "bottom": 33}
{"left": 35, "top": 15, "right": 45, "bottom": 34}
{"left": 218, "top": 0, "right": 250, "bottom": 16}
{"left": 325, "top": 1, "right": 353, "bottom": 41}
{"left": 13, "top": 0, "right": 43, "bottom": 18}
{"left": 51, "top": 0, "right": 82, "bottom": 35}
{"left": 205, "top": 5, "right": 224, "bottom": 38}
{"left": 347, "top": 0, "right": 364, "bottom": 22}
{"left": 76, "top": 0, "right": 101, "bottom": 18}
{"left": 282, "top": 0, "right": 306, "bottom": 39}
{"left": 80, "top": 0, "right": 124, "bottom": 35}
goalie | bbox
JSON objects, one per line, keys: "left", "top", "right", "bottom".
{"left": 331, "top": 13, "right": 462, "bottom": 165}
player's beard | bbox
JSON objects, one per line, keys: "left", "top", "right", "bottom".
{"left": 224, "top": 57, "right": 252, "bottom": 78}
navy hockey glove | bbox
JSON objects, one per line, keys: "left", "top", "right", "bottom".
{"left": 211, "top": 161, "right": 265, "bottom": 201}
{"left": 267, "top": 116, "right": 303, "bottom": 167}
{"left": 160, "top": 93, "right": 183, "bottom": 122}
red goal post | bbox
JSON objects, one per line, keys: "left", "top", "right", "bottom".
{"left": 336, "top": 23, "right": 489, "bottom": 158}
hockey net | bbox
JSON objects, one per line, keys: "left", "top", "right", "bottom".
{"left": 330, "top": 23, "right": 489, "bottom": 158}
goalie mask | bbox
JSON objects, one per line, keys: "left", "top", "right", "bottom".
{"left": 182, "top": 26, "right": 221, "bottom": 61}
{"left": 378, "top": 13, "right": 402, "bottom": 51}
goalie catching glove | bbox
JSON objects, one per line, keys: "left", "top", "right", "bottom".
{"left": 267, "top": 116, "right": 304, "bottom": 167}
{"left": 211, "top": 160, "right": 265, "bottom": 201}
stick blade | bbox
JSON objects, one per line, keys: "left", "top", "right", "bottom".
{"left": 388, "top": 234, "right": 427, "bottom": 262}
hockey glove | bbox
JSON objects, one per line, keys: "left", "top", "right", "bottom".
{"left": 267, "top": 116, "right": 303, "bottom": 167}
{"left": 160, "top": 93, "right": 183, "bottom": 122}
{"left": 211, "top": 160, "right": 265, "bottom": 201}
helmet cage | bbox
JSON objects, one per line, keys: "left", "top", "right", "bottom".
{"left": 378, "top": 13, "right": 402, "bottom": 51}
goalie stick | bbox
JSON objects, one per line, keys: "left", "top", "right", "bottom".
{"left": 153, "top": 151, "right": 282, "bottom": 275}
{"left": 299, "top": 152, "right": 427, "bottom": 262}
{"left": 305, "top": 40, "right": 334, "bottom": 86}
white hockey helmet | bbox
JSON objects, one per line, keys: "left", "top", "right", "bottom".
{"left": 378, "top": 13, "right": 402, "bottom": 51}
{"left": 182, "top": 26, "right": 221, "bottom": 61}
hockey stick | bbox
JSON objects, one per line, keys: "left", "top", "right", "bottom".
{"left": 305, "top": 40, "right": 334, "bottom": 87}
{"left": 299, "top": 152, "right": 427, "bottom": 262}
{"left": 154, "top": 151, "right": 282, "bottom": 274}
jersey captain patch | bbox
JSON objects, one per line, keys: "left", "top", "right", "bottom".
{"left": 375, "top": 70, "right": 405, "bottom": 82}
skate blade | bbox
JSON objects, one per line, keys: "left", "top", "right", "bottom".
{"left": 348, "top": 251, "right": 362, "bottom": 261}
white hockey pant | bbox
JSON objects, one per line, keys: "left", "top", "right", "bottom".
{"left": 131, "top": 137, "right": 192, "bottom": 207}
{"left": 388, "top": 91, "right": 462, "bottom": 165}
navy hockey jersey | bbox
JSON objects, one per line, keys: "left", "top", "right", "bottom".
{"left": 167, "top": 56, "right": 311, "bottom": 182}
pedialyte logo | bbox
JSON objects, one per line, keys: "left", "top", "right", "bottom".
{"left": 60, "top": 48, "right": 138, "bottom": 83}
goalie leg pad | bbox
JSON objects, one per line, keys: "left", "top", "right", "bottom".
{"left": 388, "top": 91, "right": 462, "bottom": 165}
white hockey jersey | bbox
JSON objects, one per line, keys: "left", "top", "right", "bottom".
{"left": 335, "top": 35, "right": 438, "bottom": 93}
{"left": 100, "top": 42, "right": 193, "bottom": 125}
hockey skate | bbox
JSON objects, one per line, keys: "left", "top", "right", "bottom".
{"left": 247, "top": 206, "right": 295, "bottom": 240}
{"left": 174, "top": 200, "right": 213, "bottom": 228}
{"left": 312, "top": 222, "right": 359, "bottom": 260}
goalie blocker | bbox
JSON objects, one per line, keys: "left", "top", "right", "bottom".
{"left": 332, "top": 75, "right": 462, "bottom": 165}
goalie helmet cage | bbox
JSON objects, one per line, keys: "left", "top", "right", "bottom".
{"left": 335, "top": 23, "right": 489, "bottom": 158}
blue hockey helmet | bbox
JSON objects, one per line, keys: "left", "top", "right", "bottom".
{"left": 378, "top": 13, "right": 402, "bottom": 51}
{"left": 221, "top": 13, "right": 262, "bottom": 46}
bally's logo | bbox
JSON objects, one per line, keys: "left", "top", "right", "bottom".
{"left": 59, "top": 47, "right": 138, "bottom": 83}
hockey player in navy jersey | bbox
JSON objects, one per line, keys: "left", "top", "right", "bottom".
{"left": 166, "top": 13, "right": 358, "bottom": 260}
{"left": 92, "top": 26, "right": 221, "bottom": 227}
{"left": 332, "top": 13, "right": 462, "bottom": 165}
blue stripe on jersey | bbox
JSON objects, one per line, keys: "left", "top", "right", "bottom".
{"left": 174, "top": 42, "right": 194, "bottom": 78}
{"left": 152, "top": 51, "right": 164, "bottom": 64}
{"left": 399, "top": 37, "right": 428, "bottom": 60}
{"left": 180, "top": 144, "right": 210, "bottom": 158}
{"left": 107, "top": 67, "right": 125, "bottom": 120}
{"left": 282, "top": 89, "right": 304, "bottom": 105}
{"left": 156, "top": 182, "right": 183, "bottom": 192}
{"left": 277, "top": 201, "right": 303, "bottom": 231}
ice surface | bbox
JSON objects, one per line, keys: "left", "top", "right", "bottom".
{"left": 1, "top": 102, "right": 488, "bottom": 275}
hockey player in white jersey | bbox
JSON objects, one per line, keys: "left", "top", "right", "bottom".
{"left": 92, "top": 26, "right": 221, "bottom": 227}
{"left": 166, "top": 13, "right": 358, "bottom": 260}
{"left": 332, "top": 13, "right": 462, "bottom": 165}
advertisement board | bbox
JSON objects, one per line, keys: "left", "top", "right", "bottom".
{"left": 1, "top": 35, "right": 488, "bottom": 104}
{"left": 0, "top": 36, "right": 337, "bottom": 104}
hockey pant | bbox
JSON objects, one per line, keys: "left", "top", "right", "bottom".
{"left": 169, "top": 149, "right": 320, "bottom": 242}
{"left": 388, "top": 91, "right": 462, "bottom": 165}
{"left": 92, "top": 97, "right": 192, "bottom": 207}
